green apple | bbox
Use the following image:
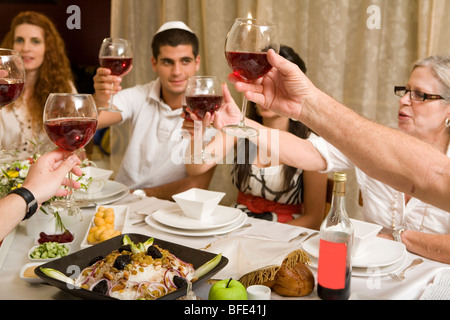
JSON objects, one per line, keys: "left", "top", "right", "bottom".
{"left": 208, "top": 278, "right": 247, "bottom": 300}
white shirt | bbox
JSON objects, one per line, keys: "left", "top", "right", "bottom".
{"left": 308, "top": 135, "right": 450, "bottom": 234}
{"left": 112, "top": 79, "right": 190, "bottom": 190}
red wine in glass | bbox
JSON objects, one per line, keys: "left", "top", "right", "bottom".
{"left": 99, "top": 57, "right": 133, "bottom": 76}
{"left": 185, "top": 95, "right": 223, "bottom": 119}
{"left": 225, "top": 51, "right": 272, "bottom": 81}
{"left": 44, "top": 118, "right": 98, "bottom": 152}
{"left": 0, "top": 79, "right": 25, "bottom": 107}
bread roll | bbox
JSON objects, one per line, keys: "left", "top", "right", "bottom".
{"left": 272, "top": 262, "right": 315, "bottom": 297}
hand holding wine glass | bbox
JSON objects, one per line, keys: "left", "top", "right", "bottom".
{"left": 43, "top": 94, "right": 98, "bottom": 208}
{"left": 0, "top": 49, "right": 25, "bottom": 162}
{"left": 98, "top": 38, "right": 133, "bottom": 112}
{"left": 184, "top": 76, "right": 223, "bottom": 162}
{"left": 224, "top": 18, "right": 279, "bottom": 138}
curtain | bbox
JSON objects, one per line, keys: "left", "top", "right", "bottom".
{"left": 108, "top": 0, "right": 449, "bottom": 212}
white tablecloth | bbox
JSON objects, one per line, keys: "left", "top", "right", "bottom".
{"left": 0, "top": 194, "right": 448, "bottom": 300}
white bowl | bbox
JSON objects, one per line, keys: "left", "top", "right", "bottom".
{"left": 172, "top": 188, "right": 225, "bottom": 220}
{"left": 351, "top": 218, "right": 383, "bottom": 257}
{"left": 80, "top": 167, "right": 113, "bottom": 194}
{"left": 20, "top": 262, "right": 45, "bottom": 284}
{"left": 28, "top": 243, "right": 70, "bottom": 261}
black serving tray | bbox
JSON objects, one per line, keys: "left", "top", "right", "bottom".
{"left": 35, "top": 233, "right": 228, "bottom": 300}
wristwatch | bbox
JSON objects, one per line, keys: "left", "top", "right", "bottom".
{"left": 392, "top": 228, "right": 405, "bottom": 243}
{"left": 8, "top": 187, "right": 38, "bottom": 220}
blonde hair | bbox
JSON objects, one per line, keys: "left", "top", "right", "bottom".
{"left": 1, "top": 11, "right": 74, "bottom": 129}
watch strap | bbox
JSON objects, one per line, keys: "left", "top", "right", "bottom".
{"left": 393, "top": 228, "right": 405, "bottom": 242}
{"left": 9, "top": 187, "right": 38, "bottom": 220}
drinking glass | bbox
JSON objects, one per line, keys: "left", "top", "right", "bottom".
{"left": 98, "top": 38, "right": 133, "bottom": 112}
{"left": 184, "top": 76, "right": 223, "bottom": 162}
{"left": 0, "top": 49, "right": 25, "bottom": 162}
{"left": 224, "top": 18, "right": 279, "bottom": 138}
{"left": 43, "top": 94, "right": 98, "bottom": 208}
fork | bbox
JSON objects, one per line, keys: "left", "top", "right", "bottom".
{"left": 388, "top": 258, "right": 424, "bottom": 281}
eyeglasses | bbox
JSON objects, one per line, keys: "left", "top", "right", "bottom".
{"left": 394, "top": 86, "right": 444, "bottom": 101}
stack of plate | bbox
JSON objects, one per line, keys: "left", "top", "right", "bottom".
{"left": 301, "top": 235, "right": 407, "bottom": 277}
{"left": 74, "top": 181, "right": 129, "bottom": 206}
{"left": 145, "top": 204, "right": 247, "bottom": 237}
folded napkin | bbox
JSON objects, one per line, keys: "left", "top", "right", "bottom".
{"left": 204, "top": 235, "right": 310, "bottom": 287}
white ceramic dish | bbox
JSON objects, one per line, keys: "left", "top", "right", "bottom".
{"left": 152, "top": 204, "right": 242, "bottom": 230}
{"left": 28, "top": 243, "right": 70, "bottom": 261}
{"left": 145, "top": 211, "right": 247, "bottom": 237}
{"left": 80, "top": 205, "right": 129, "bottom": 249}
{"left": 302, "top": 235, "right": 406, "bottom": 268}
{"left": 351, "top": 218, "right": 383, "bottom": 257}
{"left": 172, "top": 188, "right": 225, "bottom": 220}
{"left": 20, "top": 262, "right": 45, "bottom": 284}
{"left": 74, "top": 180, "right": 128, "bottom": 201}
{"left": 78, "top": 167, "right": 113, "bottom": 194}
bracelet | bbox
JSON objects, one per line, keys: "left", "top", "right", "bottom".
{"left": 8, "top": 187, "right": 38, "bottom": 220}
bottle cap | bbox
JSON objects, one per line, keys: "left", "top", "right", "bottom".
{"left": 333, "top": 172, "right": 347, "bottom": 182}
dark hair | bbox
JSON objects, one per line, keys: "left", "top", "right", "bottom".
{"left": 151, "top": 28, "right": 199, "bottom": 59}
{"left": 234, "top": 45, "right": 310, "bottom": 191}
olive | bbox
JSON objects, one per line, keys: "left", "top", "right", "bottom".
{"left": 92, "top": 279, "right": 109, "bottom": 295}
{"left": 147, "top": 245, "right": 162, "bottom": 259}
{"left": 113, "top": 254, "right": 132, "bottom": 270}
{"left": 118, "top": 244, "right": 131, "bottom": 253}
{"left": 173, "top": 275, "right": 187, "bottom": 289}
{"left": 88, "top": 255, "right": 104, "bottom": 266}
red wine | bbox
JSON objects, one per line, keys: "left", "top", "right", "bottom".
{"left": 225, "top": 51, "right": 272, "bottom": 81}
{"left": 318, "top": 268, "right": 351, "bottom": 300}
{"left": 0, "top": 79, "right": 24, "bottom": 107}
{"left": 185, "top": 95, "right": 223, "bottom": 119}
{"left": 44, "top": 118, "right": 98, "bottom": 152}
{"left": 99, "top": 57, "right": 133, "bottom": 76}
{"left": 182, "top": 105, "right": 193, "bottom": 122}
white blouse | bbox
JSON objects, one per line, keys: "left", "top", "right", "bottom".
{"left": 308, "top": 135, "right": 450, "bottom": 234}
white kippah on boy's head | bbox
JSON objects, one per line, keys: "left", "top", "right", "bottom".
{"left": 155, "top": 21, "right": 194, "bottom": 35}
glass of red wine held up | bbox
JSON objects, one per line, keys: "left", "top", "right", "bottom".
{"left": 224, "top": 18, "right": 279, "bottom": 138}
{"left": 98, "top": 38, "right": 133, "bottom": 112}
{"left": 184, "top": 76, "right": 223, "bottom": 162}
{"left": 44, "top": 94, "right": 98, "bottom": 208}
{"left": 0, "top": 49, "right": 25, "bottom": 162}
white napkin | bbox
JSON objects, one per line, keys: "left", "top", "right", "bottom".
{"left": 204, "top": 235, "right": 308, "bottom": 282}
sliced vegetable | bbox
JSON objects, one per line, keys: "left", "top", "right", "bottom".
{"left": 193, "top": 253, "right": 222, "bottom": 280}
{"left": 40, "top": 267, "right": 74, "bottom": 285}
{"left": 122, "top": 235, "right": 132, "bottom": 245}
{"left": 142, "top": 237, "right": 154, "bottom": 250}
{"left": 29, "top": 242, "right": 69, "bottom": 259}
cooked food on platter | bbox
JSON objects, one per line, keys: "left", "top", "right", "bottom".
{"left": 36, "top": 234, "right": 226, "bottom": 300}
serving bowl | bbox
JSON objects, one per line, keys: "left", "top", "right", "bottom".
{"left": 351, "top": 218, "right": 383, "bottom": 257}
{"left": 172, "top": 188, "right": 225, "bottom": 220}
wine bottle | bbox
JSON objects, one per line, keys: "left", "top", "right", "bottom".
{"left": 317, "top": 172, "right": 354, "bottom": 300}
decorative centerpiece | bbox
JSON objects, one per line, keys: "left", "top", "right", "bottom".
{"left": 0, "top": 154, "right": 93, "bottom": 236}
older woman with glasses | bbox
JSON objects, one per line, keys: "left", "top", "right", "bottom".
{"left": 206, "top": 55, "right": 450, "bottom": 263}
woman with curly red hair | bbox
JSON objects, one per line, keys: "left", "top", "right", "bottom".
{"left": 1, "top": 11, "right": 76, "bottom": 158}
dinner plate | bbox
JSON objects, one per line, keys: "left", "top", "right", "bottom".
{"left": 302, "top": 235, "right": 406, "bottom": 268}
{"left": 146, "top": 211, "right": 248, "bottom": 237}
{"left": 306, "top": 250, "right": 408, "bottom": 277}
{"left": 153, "top": 204, "right": 243, "bottom": 230}
{"left": 35, "top": 234, "right": 228, "bottom": 300}
{"left": 74, "top": 181, "right": 128, "bottom": 201}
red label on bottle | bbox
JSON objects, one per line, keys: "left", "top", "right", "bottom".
{"left": 318, "top": 239, "right": 347, "bottom": 289}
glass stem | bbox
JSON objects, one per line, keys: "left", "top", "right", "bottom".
{"left": 109, "top": 83, "right": 114, "bottom": 109}
{"left": 239, "top": 96, "right": 247, "bottom": 127}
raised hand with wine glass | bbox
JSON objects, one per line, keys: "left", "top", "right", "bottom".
{"left": 43, "top": 93, "right": 98, "bottom": 208}
{"left": 97, "top": 38, "right": 133, "bottom": 112}
{"left": 0, "top": 48, "right": 25, "bottom": 162}
{"left": 184, "top": 76, "right": 223, "bottom": 162}
{"left": 224, "top": 18, "right": 279, "bottom": 138}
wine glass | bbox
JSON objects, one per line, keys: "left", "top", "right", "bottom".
{"left": 224, "top": 18, "right": 279, "bottom": 138}
{"left": 0, "top": 49, "right": 25, "bottom": 162}
{"left": 184, "top": 76, "right": 223, "bottom": 162}
{"left": 98, "top": 38, "right": 133, "bottom": 112}
{"left": 43, "top": 94, "right": 98, "bottom": 208}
